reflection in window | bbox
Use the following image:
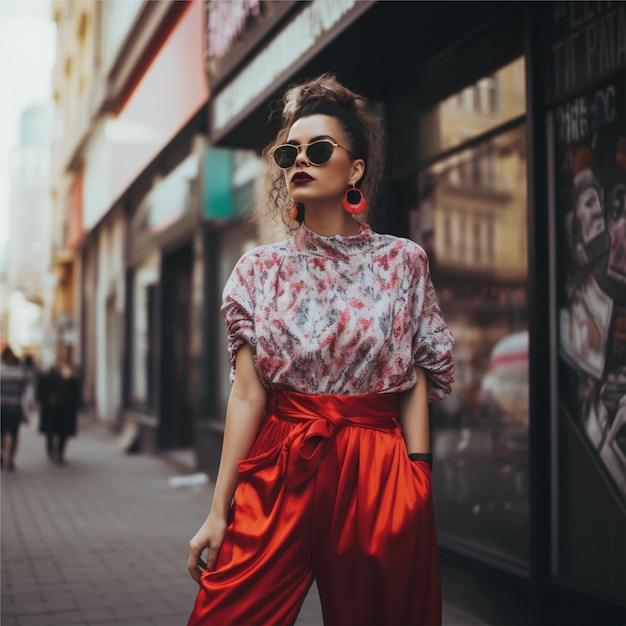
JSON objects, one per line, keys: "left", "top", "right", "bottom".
{"left": 459, "top": 217, "right": 467, "bottom": 261}
{"left": 418, "top": 126, "right": 528, "bottom": 275}
{"left": 411, "top": 99, "right": 529, "bottom": 563}
{"left": 476, "top": 77, "right": 498, "bottom": 114}
{"left": 473, "top": 219, "right": 481, "bottom": 263}
{"left": 444, "top": 215, "right": 452, "bottom": 250}
{"left": 487, "top": 219, "right": 495, "bottom": 264}
{"left": 418, "top": 57, "right": 525, "bottom": 163}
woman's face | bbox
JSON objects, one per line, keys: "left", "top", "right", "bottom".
{"left": 283, "top": 114, "right": 364, "bottom": 207}
{"left": 575, "top": 186, "right": 604, "bottom": 243}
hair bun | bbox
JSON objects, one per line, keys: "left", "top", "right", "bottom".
{"left": 282, "top": 73, "right": 360, "bottom": 123}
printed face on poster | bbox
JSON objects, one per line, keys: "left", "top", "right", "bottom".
{"left": 554, "top": 75, "right": 626, "bottom": 502}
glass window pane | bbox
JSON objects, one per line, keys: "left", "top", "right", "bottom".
{"left": 418, "top": 57, "right": 525, "bottom": 164}
{"left": 412, "top": 125, "right": 529, "bottom": 563}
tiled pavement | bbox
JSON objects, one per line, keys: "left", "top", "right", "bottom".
{"left": 1, "top": 414, "right": 486, "bottom": 626}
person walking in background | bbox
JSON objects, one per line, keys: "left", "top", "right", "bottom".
{"left": 1, "top": 346, "right": 27, "bottom": 471}
{"left": 22, "top": 353, "right": 38, "bottom": 418}
{"left": 37, "top": 345, "right": 81, "bottom": 464}
{"left": 187, "top": 74, "right": 455, "bottom": 625}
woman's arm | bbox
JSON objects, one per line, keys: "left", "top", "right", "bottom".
{"left": 398, "top": 366, "right": 430, "bottom": 456}
{"left": 187, "top": 344, "right": 267, "bottom": 583}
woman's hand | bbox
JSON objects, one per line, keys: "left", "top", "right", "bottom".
{"left": 187, "top": 344, "right": 267, "bottom": 585}
{"left": 187, "top": 514, "right": 228, "bottom": 584}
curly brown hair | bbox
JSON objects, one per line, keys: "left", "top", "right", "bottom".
{"left": 252, "top": 73, "right": 386, "bottom": 233}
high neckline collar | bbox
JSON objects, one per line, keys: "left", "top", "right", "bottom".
{"left": 295, "top": 222, "right": 374, "bottom": 258}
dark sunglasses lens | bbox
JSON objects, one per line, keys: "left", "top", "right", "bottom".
{"left": 307, "top": 141, "right": 334, "bottom": 164}
{"left": 274, "top": 146, "right": 297, "bottom": 168}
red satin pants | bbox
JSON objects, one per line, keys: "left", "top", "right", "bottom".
{"left": 188, "top": 390, "right": 441, "bottom": 625}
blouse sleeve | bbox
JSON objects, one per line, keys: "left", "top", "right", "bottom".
{"left": 411, "top": 251, "right": 455, "bottom": 403}
{"left": 221, "top": 252, "right": 257, "bottom": 383}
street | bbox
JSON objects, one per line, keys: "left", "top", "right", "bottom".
{"left": 2, "top": 414, "right": 485, "bottom": 626}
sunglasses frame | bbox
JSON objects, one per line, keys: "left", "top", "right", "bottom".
{"left": 272, "top": 139, "right": 355, "bottom": 169}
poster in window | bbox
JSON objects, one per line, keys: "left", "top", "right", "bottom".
{"left": 555, "top": 75, "right": 626, "bottom": 503}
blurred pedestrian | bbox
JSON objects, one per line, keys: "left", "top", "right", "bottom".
{"left": 22, "top": 353, "right": 38, "bottom": 416}
{"left": 37, "top": 345, "right": 81, "bottom": 464}
{"left": 1, "top": 346, "right": 27, "bottom": 471}
{"left": 187, "top": 74, "right": 455, "bottom": 625}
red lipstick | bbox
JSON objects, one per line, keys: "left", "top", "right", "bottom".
{"left": 292, "top": 172, "right": 314, "bottom": 184}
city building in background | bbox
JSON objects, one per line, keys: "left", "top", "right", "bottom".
{"left": 5, "top": 103, "right": 53, "bottom": 361}
{"left": 40, "top": 1, "right": 624, "bottom": 625}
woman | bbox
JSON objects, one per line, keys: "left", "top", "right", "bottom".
{"left": 187, "top": 74, "right": 455, "bottom": 625}
{"left": 1, "top": 346, "right": 26, "bottom": 471}
{"left": 37, "top": 345, "right": 81, "bottom": 464}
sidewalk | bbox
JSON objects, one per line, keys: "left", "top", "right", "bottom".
{"left": 2, "top": 415, "right": 486, "bottom": 626}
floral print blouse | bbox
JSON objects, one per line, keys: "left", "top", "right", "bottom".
{"left": 222, "top": 223, "right": 455, "bottom": 402}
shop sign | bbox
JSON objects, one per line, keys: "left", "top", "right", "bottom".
{"left": 548, "top": 1, "right": 626, "bottom": 505}
{"left": 203, "top": 148, "right": 232, "bottom": 219}
{"left": 203, "top": 148, "right": 261, "bottom": 219}
{"left": 555, "top": 74, "right": 626, "bottom": 502}
{"left": 211, "top": 0, "right": 366, "bottom": 138}
{"left": 206, "top": 0, "right": 261, "bottom": 62}
{"left": 129, "top": 152, "right": 198, "bottom": 252}
{"left": 147, "top": 153, "right": 198, "bottom": 232}
{"left": 547, "top": 1, "right": 625, "bottom": 102}
{"left": 205, "top": 1, "right": 297, "bottom": 91}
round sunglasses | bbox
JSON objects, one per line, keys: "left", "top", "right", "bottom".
{"left": 272, "top": 139, "right": 355, "bottom": 169}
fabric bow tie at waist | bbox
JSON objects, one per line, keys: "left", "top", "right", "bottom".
{"left": 238, "top": 390, "right": 399, "bottom": 488}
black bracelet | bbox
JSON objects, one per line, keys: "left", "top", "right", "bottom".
{"left": 408, "top": 452, "right": 433, "bottom": 467}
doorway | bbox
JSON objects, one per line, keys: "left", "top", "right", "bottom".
{"left": 160, "top": 243, "right": 194, "bottom": 449}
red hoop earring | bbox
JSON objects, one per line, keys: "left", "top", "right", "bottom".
{"left": 342, "top": 186, "right": 367, "bottom": 215}
{"left": 290, "top": 202, "right": 300, "bottom": 221}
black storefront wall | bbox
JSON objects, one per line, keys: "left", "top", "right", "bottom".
{"left": 203, "top": 1, "right": 625, "bottom": 623}
{"left": 525, "top": 6, "right": 553, "bottom": 625}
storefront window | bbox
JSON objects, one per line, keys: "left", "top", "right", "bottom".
{"left": 417, "top": 58, "right": 525, "bottom": 163}
{"left": 130, "top": 254, "right": 159, "bottom": 410}
{"left": 402, "top": 57, "right": 529, "bottom": 565}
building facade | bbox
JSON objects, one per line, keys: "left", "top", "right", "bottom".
{"left": 50, "top": 0, "right": 213, "bottom": 429}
